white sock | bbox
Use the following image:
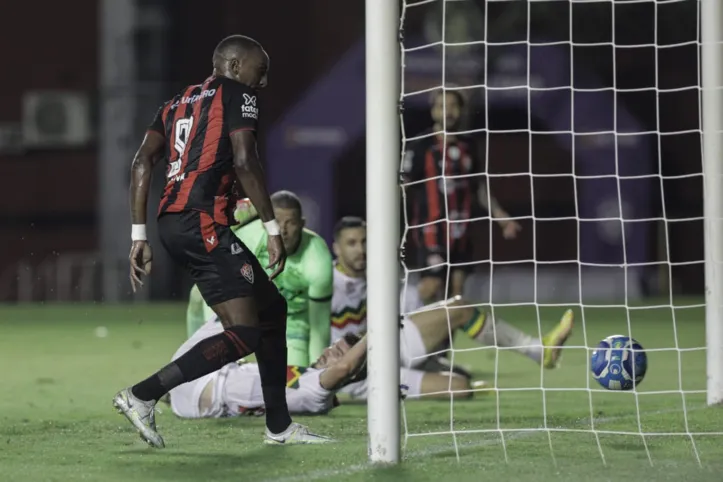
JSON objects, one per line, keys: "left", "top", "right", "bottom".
{"left": 478, "top": 314, "right": 542, "bottom": 364}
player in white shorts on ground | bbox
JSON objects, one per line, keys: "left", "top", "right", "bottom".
{"left": 167, "top": 310, "right": 475, "bottom": 420}
{"left": 169, "top": 294, "right": 575, "bottom": 415}
{"left": 168, "top": 317, "right": 364, "bottom": 422}
{"left": 341, "top": 296, "right": 575, "bottom": 400}
{"left": 167, "top": 311, "right": 473, "bottom": 421}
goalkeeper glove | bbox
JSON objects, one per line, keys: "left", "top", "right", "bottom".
{"left": 233, "top": 198, "right": 259, "bottom": 227}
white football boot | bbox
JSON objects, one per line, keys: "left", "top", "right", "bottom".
{"left": 112, "top": 388, "right": 165, "bottom": 448}
{"left": 263, "top": 422, "right": 335, "bottom": 445}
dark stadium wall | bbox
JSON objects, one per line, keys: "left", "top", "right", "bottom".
{"left": 0, "top": 0, "right": 363, "bottom": 301}
{"left": 170, "top": 0, "right": 363, "bottom": 132}
{"left": 0, "top": 0, "right": 98, "bottom": 298}
{"left": 0, "top": 0, "right": 705, "bottom": 299}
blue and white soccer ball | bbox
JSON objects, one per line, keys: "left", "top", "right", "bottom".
{"left": 590, "top": 335, "right": 648, "bottom": 391}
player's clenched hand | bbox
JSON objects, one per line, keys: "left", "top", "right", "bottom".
{"left": 129, "top": 240, "right": 153, "bottom": 292}
{"left": 500, "top": 219, "right": 522, "bottom": 240}
{"left": 266, "top": 235, "right": 287, "bottom": 281}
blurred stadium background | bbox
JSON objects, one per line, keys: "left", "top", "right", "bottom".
{"left": 0, "top": 0, "right": 704, "bottom": 305}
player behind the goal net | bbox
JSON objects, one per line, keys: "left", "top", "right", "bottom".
{"left": 402, "top": 89, "right": 522, "bottom": 306}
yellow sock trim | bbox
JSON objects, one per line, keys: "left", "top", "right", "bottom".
{"left": 463, "top": 309, "right": 486, "bottom": 339}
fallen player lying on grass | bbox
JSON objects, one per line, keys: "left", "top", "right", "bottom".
{"left": 339, "top": 297, "right": 574, "bottom": 400}
{"left": 168, "top": 297, "right": 574, "bottom": 417}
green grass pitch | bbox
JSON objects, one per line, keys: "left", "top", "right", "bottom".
{"left": 1, "top": 301, "right": 722, "bottom": 481}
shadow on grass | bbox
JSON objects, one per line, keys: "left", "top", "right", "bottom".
{"left": 114, "top": 446, "right": 283, "bottom": 481}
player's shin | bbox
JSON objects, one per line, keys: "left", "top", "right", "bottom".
{"left": 131, "top": 325, "right": 260, "bottom": 402}
{"left": 462, "top": 310, "right": 542, "bottom": 364}
{"left": 256, "top": 299, "right": 293, "bottom": 434}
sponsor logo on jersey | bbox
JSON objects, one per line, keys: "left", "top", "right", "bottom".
{"left": 169, "top": 88, "right": 217, "bottom": 109}
{"left": 231, "top": 242, "right": 243, "bottom": 255}
{"left": 241, "top": 93, "right": 258, "bottom": 119}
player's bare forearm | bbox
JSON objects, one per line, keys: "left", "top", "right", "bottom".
{"left": 319, "top": 336, "right": 368, "bottom": 390}
{"left": 477, "top": 184, "right": 506, "bottom": 218}
{"left": 130, "top": 157, "right": 152, "bottom": 224}
{"left": 477, "top": 182, "right": 521, "bottom": 238}
{"left": 230, "top": 131, "right": 274, "bottom": 222}
{"left": 130, "top": 131, "right": 165, "bottom": 224}
{"left": 234, "top": 160, "right": 274, "bottom": 222}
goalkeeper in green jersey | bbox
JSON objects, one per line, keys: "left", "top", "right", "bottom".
{"left": 187, "top": 191, "right": 333, "bottom": 367}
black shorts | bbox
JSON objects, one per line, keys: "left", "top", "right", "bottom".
{"left": 158, "top": 210, "right": 279, "bottom": 307}
{"left": 416, "top": 244, "right": 475, "bottom": 280}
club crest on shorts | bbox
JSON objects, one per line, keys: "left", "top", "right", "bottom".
{"left": 240, "top": 263, "right": 254, "bottom": 284}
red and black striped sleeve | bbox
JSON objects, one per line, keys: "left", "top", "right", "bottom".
{"left": 402, "top": 141, "right": 426, "bottom": 183}
{"left": 147, "top": 102, "right": 169, "bottom": 137}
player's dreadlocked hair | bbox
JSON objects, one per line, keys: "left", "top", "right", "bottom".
{"left": 333, "top": 216, "right": 366, "bottom": 241}
{"left": 270, "top": 190, "right": 302, "bottom": 214}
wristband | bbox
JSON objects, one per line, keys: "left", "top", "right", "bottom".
{"left": 263, "top": 219, "right": 281, "bottom": 236}
{"left": 131, "top": 224, "right": 147, "bottom": 241}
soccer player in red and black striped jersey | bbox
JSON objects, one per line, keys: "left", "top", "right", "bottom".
{"left": 403, "top": 90, "right": 522, "bottom": 306}
{"left": 113, "top": 35, "right": 331, "bottom": 447}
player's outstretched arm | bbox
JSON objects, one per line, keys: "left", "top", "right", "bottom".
{"left": 306, "top": 237, "right": 334, "bottom": 362}
{"left": 129, "top": 115, "right": 166, "bottom": 292}
{"left": 318, "top": 336, "right": 368, "bottom": 390}
{"left": 476, "top": 181, "right": 521, "bottom": 240}
{"left": 233, "top": 198, "right": 259, "bottom": 227}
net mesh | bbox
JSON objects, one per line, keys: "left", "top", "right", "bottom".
{"left": 398, "top": 0, "right": 718, "bottom": 467}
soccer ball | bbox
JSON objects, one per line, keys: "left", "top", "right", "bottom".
{"left": 590, "top": 335, "right": 647, "bottom": 390}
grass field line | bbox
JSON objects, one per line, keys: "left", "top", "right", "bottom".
{"left": 262, "top": 404, "right": 707, "bottom": 482}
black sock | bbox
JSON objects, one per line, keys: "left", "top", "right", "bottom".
{"left": 256, "top": 311, "right": 292, "bottom": 433}
{"left": 131, "top": 325, "right": 260, "bottom": 402}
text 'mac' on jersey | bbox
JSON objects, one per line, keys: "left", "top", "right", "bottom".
{"left": 402, "top": 132, "right": 479, "bottom": 252}
{"left": 148, "top": 76, "right": 260, "bottom": 225}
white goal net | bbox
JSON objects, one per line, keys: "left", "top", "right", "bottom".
{"left": 396, "top": 0, "right": 723, "bottom": 468}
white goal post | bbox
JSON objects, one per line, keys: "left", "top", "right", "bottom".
{"left": 702, "top": 0, "right": 723, "bottom": 407}
{"left": 365, "top": 0, "right": 401, "bottom": 465}
{"left": 366, "top": 0, "right": 723, "bottom": 467}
